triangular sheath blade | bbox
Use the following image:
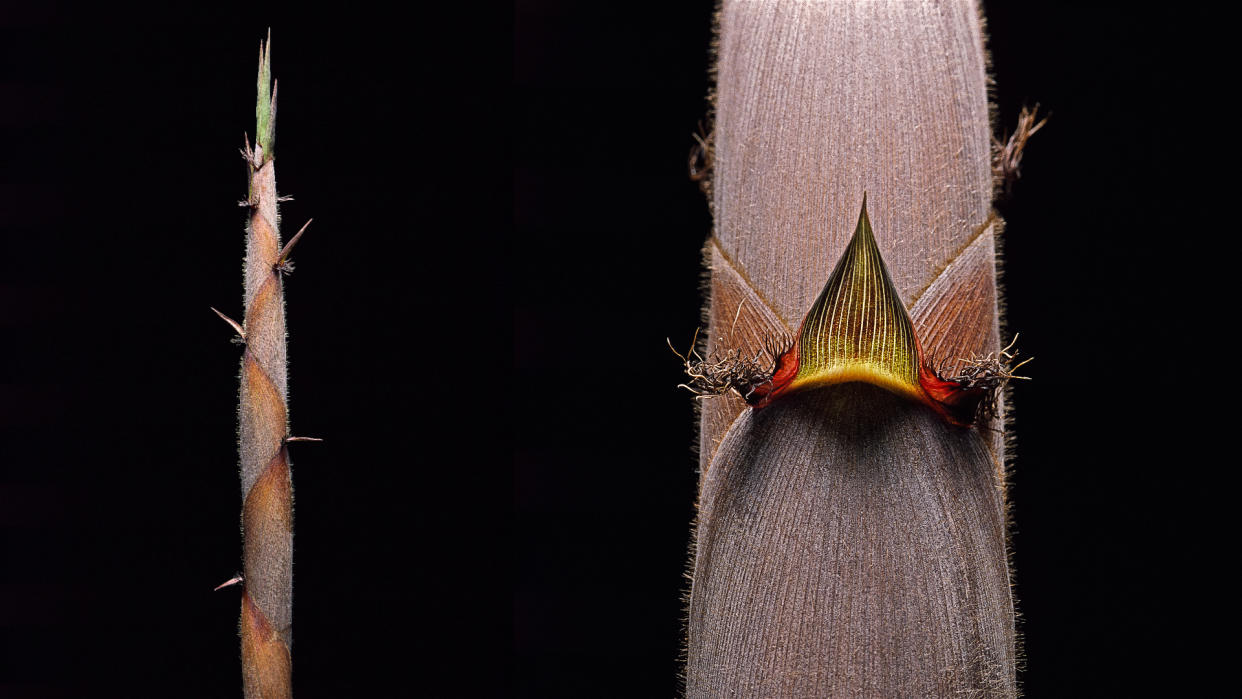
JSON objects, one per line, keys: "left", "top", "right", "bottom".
{"left": 790, "top": 197, "right": 922, "bottom": 398}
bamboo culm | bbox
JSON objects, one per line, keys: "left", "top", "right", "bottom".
{"left": 236, "top": 36, "right": 295, "bottom": 699}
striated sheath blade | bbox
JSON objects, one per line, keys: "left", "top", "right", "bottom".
{"left": 750, "top": 198, "right": 924, "bottom": 408}
{"left": 794, "top": 197, "right": 919, "bottom": 394}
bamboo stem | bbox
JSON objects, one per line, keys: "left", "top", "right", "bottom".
{"left": 237, "top": 34, "right": 294, "bottom": 699}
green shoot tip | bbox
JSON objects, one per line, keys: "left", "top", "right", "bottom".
{"left": 256, "top": 30, "right": 275, "bottom": 160}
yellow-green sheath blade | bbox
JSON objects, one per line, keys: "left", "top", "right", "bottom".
{"left": 789, "top": 197, "right": 922, "bottom": 400}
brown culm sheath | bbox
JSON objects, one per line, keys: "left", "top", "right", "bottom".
{"left": 687, "top": 2, "right": 1016, "bottom": 696}
{"left": 691, "top": 385, "right": 1012, "bottom": 695}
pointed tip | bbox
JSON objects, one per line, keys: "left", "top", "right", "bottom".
{"left": 277, "top": 218, "right": 312, "bottom": 265}
{"left": 213, "top": 574, "right": 244, "bottom": 592}
{"left": 853, "top": 193, "right": 873, "bottom": 240}
{"left": 211, "top": 307, "right": 246, "bottom": 339}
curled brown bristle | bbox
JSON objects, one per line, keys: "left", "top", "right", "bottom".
{"left": 992, "top": 105, "right": 1047, "bottom": 197}
{"left": 669, "top": 329, "right": 791, "bottom": 402}
{"left": 939, "top": 335, "right": 1032, "bottom": 423}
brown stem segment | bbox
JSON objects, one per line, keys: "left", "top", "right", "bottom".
{"left": 238, "top": 35, "right": 293, "bottom": 699}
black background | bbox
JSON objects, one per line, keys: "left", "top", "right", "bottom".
{"left": 3, "top": 2, "right": 1232, "bottom": 697}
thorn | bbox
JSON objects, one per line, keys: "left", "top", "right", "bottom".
{"left": 238, "top": 200, "right": 253, "bottom": 208}
{"left": 211, "top": 307, "right": 246, "bottom": 342}
{"left": 277, "top": 195, "right": 294, "bottom": 203}
{"left": 214, "top": 573, "right": 244, "bottom": 592}
{"left": 285, "top": 436, "right": 324, "bottom": 443}
{"left": 275, "top": 219, "right": 312, "bottom": 274}
{"left": 278, "top": 219, "right": 311, "bottom": 262}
